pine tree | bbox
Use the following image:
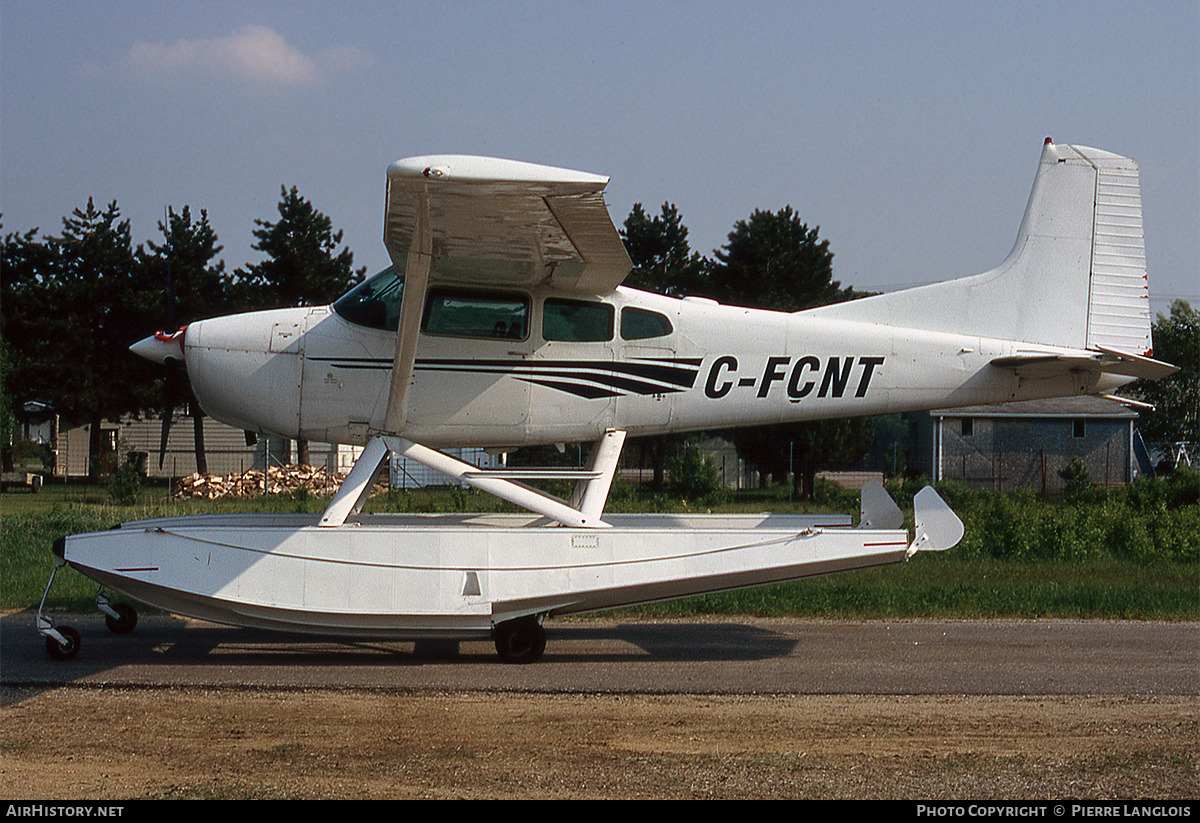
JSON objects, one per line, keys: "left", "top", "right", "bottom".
{"left": 3, "top": 200, "right": 159, "bottom": 478}
{"left": 236, "top": 186, "right": 364, "bottom": 311}
{"left": 235, "top": 187, "right": 365, "bottom": 464}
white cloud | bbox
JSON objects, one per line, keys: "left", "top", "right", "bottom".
{"left": 121, "top": 24, "right": 369, "bottom": 87}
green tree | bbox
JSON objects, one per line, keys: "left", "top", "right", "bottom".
{"left": 732, "top": 418, "right": 877, "bottom": 498}
{"left": 705, "top": 207, "right": 874, "bottom": 498}
{"left": 703, "top": 206, "right": 859, "bottom": 310}
{"left": 1129, "top": 300, "right": 1199, "bottom": 447}
{"left": 2, "top": 201, "right": 159, "bottom": 478}
{"left": 621, "top": 202, "right": 709, "bottom": 297}
{"left": 1, "top": 226, "right": 51, "bottom": 471}
{"left": 0, "top": 335, "right": 13, "bottom": 473}
{"left": 137, "top": 206, "right": 232, "bottom": 473}
{"left": 235, "top": 186, "right": 365, "bottom": 311}
{"left": 141, "top": 206, "right": 230, "bottom": 325}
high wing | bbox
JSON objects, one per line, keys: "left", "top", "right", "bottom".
{"left": 383, "top": 154, "right": 631, "bottom": 293}
{"left": 380, "top": 155, "right": 632, "bottom": 433}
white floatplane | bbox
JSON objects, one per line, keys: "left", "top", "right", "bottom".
{"left": 38, "top": 139, "right": 1174, "bottom": 662}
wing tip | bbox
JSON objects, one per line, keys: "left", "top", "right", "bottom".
{"left": 388, "top": 155, "right": 608, "bottom": 188}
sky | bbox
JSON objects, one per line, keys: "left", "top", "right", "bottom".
{"left": 3, "top": 1, "right": 1197, "bottom": 316}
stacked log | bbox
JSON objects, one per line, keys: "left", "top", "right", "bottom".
{"left": 173, "top": 465, "right": 385, "bottom": 500}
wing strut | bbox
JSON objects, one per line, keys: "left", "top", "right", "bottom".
{"left": 318, "top": 436, "right": 390, "bottom": 527}
{"left": 383, "top": 184, "right": 432, "bottom": 434}
{"left": 319, "top": 431, "right": 627, "bottom": 529}
{"left": 570, "top": 429, "right": 627, "bottom": 523}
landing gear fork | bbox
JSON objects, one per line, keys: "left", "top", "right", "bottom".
{"left": 37, "top": 551, "right": 141, "bottom": 659}
{"left": 37, "top": 557, "right": 80, "bottom": 660}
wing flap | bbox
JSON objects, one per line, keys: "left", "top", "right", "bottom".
{"left": 545, "top": 191, "right": 633, "bottom": 293}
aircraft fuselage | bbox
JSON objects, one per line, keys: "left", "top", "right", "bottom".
{"left": 181, "top": 278, "right": 1130, "bottom": 450}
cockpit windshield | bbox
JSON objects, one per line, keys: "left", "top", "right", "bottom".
{"left": 332, "top": 266, "right": 404, "bottom": 331}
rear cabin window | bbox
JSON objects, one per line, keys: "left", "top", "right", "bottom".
{"left": 543, "top": 298, "right": 614, "bottom": 342}
{"left": 620, "top": 307, "right": 673, "bottom": 340}
{"left": 422, "top": 289, "right": 529, "bottom": 339}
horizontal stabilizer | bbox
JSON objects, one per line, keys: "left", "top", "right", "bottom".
{"left": 991, "top": 346, "right": 1177, "bottom": 382}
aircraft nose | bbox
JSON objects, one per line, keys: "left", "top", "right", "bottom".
{"left": 130, "top": 328, "right": 186, "bottom": 364}
{"left": 182, "top": 311, "right": 305, "bottom": 439}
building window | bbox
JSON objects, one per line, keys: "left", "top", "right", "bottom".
{"left": 1073, "top": 419, "right": 1086, "bottom": 438}
{"left": 961, "top": 418, "right": 973, "bottom": 437}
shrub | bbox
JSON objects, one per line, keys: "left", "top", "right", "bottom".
{"left": 105, "top": 453, "right": 144, "bottom": 506}
{"left": 667, "top": 445, "right": 728, "bottom": 504}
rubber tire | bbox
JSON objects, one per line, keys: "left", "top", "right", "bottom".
{"left": 493, "top": 618, "right": 546, "bottom": 664}
{"left": 105, "top": 602, "right": 137, "bottom": 635}
{"left": 46, "top": 626, "right": 80, "bottom": 661}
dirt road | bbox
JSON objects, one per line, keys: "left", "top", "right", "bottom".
{"left": 2, "top": 688, "right": 1198, "bottom": 800}
{"left": 4, "top": 688, "right": 1198, "bottom": 800}
{"left": 3, "top": 616, "right": 1196, "bottom": 799}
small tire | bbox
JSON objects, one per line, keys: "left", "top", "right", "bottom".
{"left": 493, "top": 618, "right": 546, "bottom": 664}
{"left": 46, "top": 626, "right": 80, "bottom": 661}
{"left": 105, "top": 603, "right": 137, "bottom": 635}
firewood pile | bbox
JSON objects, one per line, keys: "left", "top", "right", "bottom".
{"left": 173, "top": 464, "right": 384, "bottom": 500}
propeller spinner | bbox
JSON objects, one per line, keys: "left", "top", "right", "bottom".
{"left": 130, "top": 328, "right": 186, "bottom": 365}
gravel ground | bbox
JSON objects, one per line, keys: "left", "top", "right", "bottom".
{"left": 2, "top": 686, "right": 1196, "bottom": 799}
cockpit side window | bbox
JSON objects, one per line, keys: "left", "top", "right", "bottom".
{"left": 543, "top": 298, "right": 614, "bottom": 342}
{"left": 332, "top": 266, "right": 404, "bottom": 331}
{"left": 422, "top": 288, "right": 529, "bottom": 340}
{"left": 620, "top": 307, "right": 673, "bottom": 340}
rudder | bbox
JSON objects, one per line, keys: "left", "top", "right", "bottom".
{"left": 1084, "top": 148, "right": 1152, "bottom": 355}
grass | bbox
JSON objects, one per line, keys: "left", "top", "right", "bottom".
{"left": 2, "top": 476, "right": 1197, "bottom": 619}
{"left": 618, "top": 556, "right": 1198, "bottom": 620}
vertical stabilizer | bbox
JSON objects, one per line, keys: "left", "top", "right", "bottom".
{"left": 807, "top": 140, "right": 1153, "bottom": 355}
{"left": 1084, "top": 149, "right": 1152, "bottom": 354}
